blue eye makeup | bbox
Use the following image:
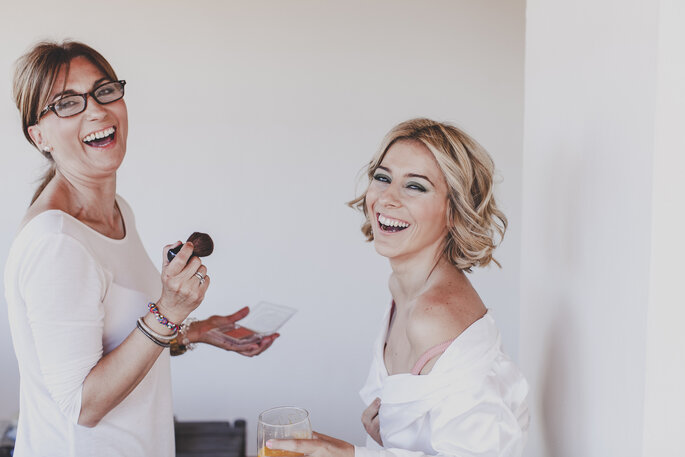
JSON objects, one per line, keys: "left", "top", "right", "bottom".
{"left": 373, "top": 173, "right": 391, "bottom": 183}
{"left": 407, "top": 182, "right": 427, "bottom": 192}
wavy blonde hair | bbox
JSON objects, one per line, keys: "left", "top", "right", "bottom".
{"left": 349, "top": 118, "right": 507, "bottom": 271}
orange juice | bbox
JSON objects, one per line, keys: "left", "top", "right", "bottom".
{"left": 258, "top": 447, "right": 304, "bottom": 457}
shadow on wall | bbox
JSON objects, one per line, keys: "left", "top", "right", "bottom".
{"left": 536, "top": 149, "right": 583, "bottom": 455}
{"left": 541, "top": 305, "right": 581, "bottom": 455}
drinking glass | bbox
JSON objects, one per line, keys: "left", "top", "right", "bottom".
{"left": 257, "top": 406, "right": 312, "bottom": 457}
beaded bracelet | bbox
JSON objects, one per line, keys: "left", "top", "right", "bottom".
{"left": 148, "top": 302, "right": 180, "bottom": 332}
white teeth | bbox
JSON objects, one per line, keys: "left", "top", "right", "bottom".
{"left": 83, "top": 127, "right": 115, "bottom": 143}
{"left": 378, "top": 214, "right": 409, "bottom": 228}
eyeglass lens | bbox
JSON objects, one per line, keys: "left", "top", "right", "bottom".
{"left": 53, "top": 81, "right": 125, "bottom": 117}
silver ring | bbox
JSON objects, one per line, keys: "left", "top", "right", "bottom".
{"left": 194, "top": 272, "right": 205, "bottom": 284}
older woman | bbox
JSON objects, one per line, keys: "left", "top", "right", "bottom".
{"left": 269, "top": 119, "right": 529, "bottom": 457}
{"left": 5, "top": 40, "right": 277, "bottom": 456}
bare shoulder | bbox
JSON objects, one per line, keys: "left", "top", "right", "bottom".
{"left": 407, "top": 272, "right": 486, "bottom": 355}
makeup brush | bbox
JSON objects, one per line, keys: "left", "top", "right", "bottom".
{"left": 167, "top": 232, "right": 214, "bottom": 262}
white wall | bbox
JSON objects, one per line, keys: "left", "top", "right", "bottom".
{"left": 642, "top": 0, "right": 685, "bottom": 455}
{"left": 521, "top": 0, "right": 685, "bottom": 456}
{"left": 0, "top": 1, "right": 525, "bottom": 453}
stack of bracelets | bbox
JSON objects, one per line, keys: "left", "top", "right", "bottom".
{"left": 136, "top": 302, "right": 197, "bottom": 354}
{"left": 136, "top": 317, "right": 176, "bottom": 348}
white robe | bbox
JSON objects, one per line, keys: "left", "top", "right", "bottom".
{"left": 356, "top": 307, "right": 529, "bottom": 457}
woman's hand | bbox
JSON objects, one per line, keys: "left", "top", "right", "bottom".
{"left": 157, "top": 241, "right": 210, "bottom": 324}
{"left": 361, "top": 398, "right": 382, "bottom": 446}
{"left": 267, "top": 432, "right": 354, "bottom": 457}
{"left": 187, "top": 307, "right": 279, "bottom": 357}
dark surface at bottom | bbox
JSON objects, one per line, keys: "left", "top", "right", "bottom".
{"left": 175, "top": 420, "right": 246, "bottom": 457}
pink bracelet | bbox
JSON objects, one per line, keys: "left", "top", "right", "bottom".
{"left": 148, "top": 302, "right": 180, "bottom": 332}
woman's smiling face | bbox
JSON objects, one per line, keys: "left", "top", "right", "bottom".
{"left": 28, "top": 56, "right": 128, "bottom": 183}
{"left": 365, "top": 139, "right": 449, "bottom": 261}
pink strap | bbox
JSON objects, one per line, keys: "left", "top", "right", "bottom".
{"left": 411, "top": 339, "right": 455, "bottom": 375}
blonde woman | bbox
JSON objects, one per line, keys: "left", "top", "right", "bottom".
{"left": 270, "top": 119, "right": 529, "bottom": 457}
{"left": 5, "top": 40, "right": 277, "bottom": 456}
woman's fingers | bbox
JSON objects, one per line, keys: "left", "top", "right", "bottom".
{"left": 162, "top": 241, "right": 182, "bottom": 267}
{"left": 158, "top": 241, "right": 211, "bottom": 320}
{"left": 199, "top": 274, "right": 210, "bottom": 292}
{"left": 179, "top": 255, "right": 203, "bottom": 280}
{"left": 267, "top": 438, "right": 316, "bottom": 455}
{"left": 239, "top": 334, "right": 279, "bottom": 357}
{"left": 268, "top": 433, "right": 353, "bottom": 457}
{"left": 165, "top": 256, "right": 206, "bottom": 296}
{"left": 227, "top": 334, "right": 278, "bottom": 357}
{"left": 227, "top": 306, "right": 250, "bottom": 322}
{"left": 164, "top": 241, "right": 195, "bottom": 276}
{"left": 361, "top": 398, "right": 382, "bottom": 445}
{"left": 369, "top": 416, "right": 381, "bottom": 445}
{"left": 198, "top": 307, "right": 249, "bottom": 331}
{"left": 255, "top": 334, "right": 278, "bottom": 353}
{"left": 198, "top": 323, "right": 278, "bottom": 356}
{"left": 361, "top": 398, "right": 380, "bottom": 424}
{"left": 191, "top": 265, "right": 208, "bottom": 286}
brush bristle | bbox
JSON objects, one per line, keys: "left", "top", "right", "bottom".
{"left": 187, "top": 232, "right": 214, "bottom": 257}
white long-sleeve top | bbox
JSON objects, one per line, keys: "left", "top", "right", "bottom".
{"left": 356, "top": 306, "right": 529, "bottom": 457}
{"left": 4, "top": 196, "right": 174, "bottom": 457}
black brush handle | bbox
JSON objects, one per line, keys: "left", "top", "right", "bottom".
{"left": 167, "top": 245, "right": 182, "bottom": 262}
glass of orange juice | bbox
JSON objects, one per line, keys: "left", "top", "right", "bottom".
{"left": 257, "top": 406, "right": 312, "bottom": 457}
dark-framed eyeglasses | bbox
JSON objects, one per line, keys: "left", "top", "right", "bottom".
{"left": 39, "top": 80, "right": 126, "bottom": 119}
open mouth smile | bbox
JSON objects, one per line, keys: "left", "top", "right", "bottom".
{"left": 377, "top": 213, "right": 410, "bottom": 233}
{"left": 82, "top": 126, "right": 116, "bottom": 148}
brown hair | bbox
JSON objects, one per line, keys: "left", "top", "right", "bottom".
{"left": 12, "top": 40, "right": 118, "bottom": 204}
{"left": 349, "top": 118, "right": 507, "bottom": 271}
